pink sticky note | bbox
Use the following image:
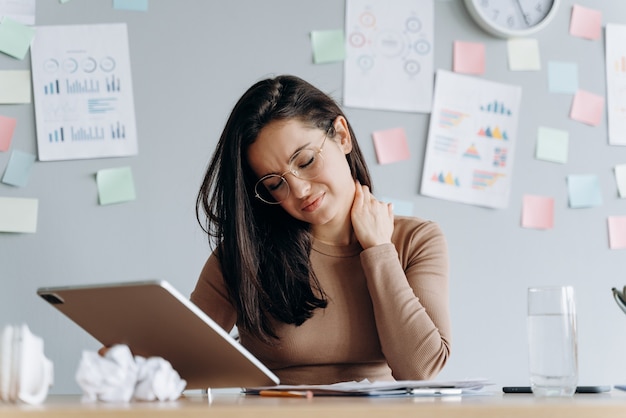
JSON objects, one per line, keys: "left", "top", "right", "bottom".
{"left": 453, "top": 41, "right": 485, "bottom": 75}
{"left": 608, "top": 216, "right": 626, "bottom": 249}
{"left": 570, "top": 90, "right": 604, "bottom": 126}
{"left": 372, "top": 127, "right": 410, "bottom": 165}
{"left": 570, "top": 4, "right": 602, "bottom": 40}
{"left": 0, "top": 115, "right": 17, "bottom": 152}
{"left": 522, "top": 195, "right": 554, "bottom": 230}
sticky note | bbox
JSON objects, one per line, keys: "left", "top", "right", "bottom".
{"left": 507, "top": 38, "right": 541, "bottom": 71}
{"left": 615, "top": 164, "right": 626, "bottom": 198}
{"left": 2, "top": 150, "right": 36, "bottom": 187}
{"left": 381, "top": 196, "right": 414, "bottom": 217}
{"left": 113, "top": 0, "right": 148, "bottom": 11}
{"left": 0, "top": 17, "right": 36, "bottom": 60}
{"left": 0, "top": 196, "right": 38, "bottom": 233}
{"left": 567, "top": 174, "right": 602, "bottom": 208}
{"left": 372, "top": 127, "right": 410, "bottom": 164}
{"left": 570, "top": 90, "right": 604, "bottom": 126}
{"left": 311, "top": 29, "right": 345, "bottom": 64}
{"left": 0, "top": 115, "right": 17, "bottom": 151}
{"left": 96, "top": 166, "right": 136, "bottom": 205}
{"left": 453, "top": 41, "right": 485, "bottom": 75}
{"left": 0, "top": 70, "right": 31, "bottom": 103}
{"left": 536, "top": 127, "right": 569, "bottom": 164}
{"left": 548, "top": 61, "right": 578, "bottom": 94}
{"left": 522, "top": 195, "right": 554, "bottom": 230}
{"left": 608, "top": 216, "right": 626, "bottom": 249}
{"left": 570, "top": 4, "right": 602, "bottom": 40}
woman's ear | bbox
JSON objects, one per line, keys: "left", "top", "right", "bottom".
{"left": 333, "top": 116, "right": 353, "bottom": 154}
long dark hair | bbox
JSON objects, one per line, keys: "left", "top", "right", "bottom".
{"left": 196, "top": 75, "right": 372, "bottom": 343}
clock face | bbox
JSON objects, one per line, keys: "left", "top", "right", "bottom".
{"left": 465, "top": 0, "right": 560, "bottom": 38}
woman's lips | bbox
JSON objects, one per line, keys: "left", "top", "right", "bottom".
{"left": 302, "top": 193, "right": 324, "bottom": 212}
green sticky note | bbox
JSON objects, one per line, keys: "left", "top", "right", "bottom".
{"left": 0, "top": 17, "right": 36, "bottom": 60}
{"left": 536, "top": 126, "right": 569, "bottom": 164}
{"left": 311, "top": 29, "right": 345, "bottom": 64}
{"left": 96, "top": 166, "right": 136, "bottom": 205}
{"left": 113, "top": 0, "right": 149, "bottom": 11}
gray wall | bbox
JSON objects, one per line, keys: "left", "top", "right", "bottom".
{"left": 1, "top": 0, "right": 625, "bottom": 394}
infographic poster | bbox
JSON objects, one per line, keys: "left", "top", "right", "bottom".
{"left": 344, "top": 0, "right": 434, "bottom": 113}
{"left": 420, "top": 70, "right": 522, "bottom": 209}
{"left": 31, "top": 23, "right": 137, "bottom": 161}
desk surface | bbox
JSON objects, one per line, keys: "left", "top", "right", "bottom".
{"left": 2, "top": 391, "right": 626, "bottom": 418}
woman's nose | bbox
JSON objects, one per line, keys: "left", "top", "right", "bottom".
{"left": 286, "top": 175, "right": 311, "bottom": 199}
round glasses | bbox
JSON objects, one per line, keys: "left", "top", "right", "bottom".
{"left": 254, "top": 133, "right": 328, "bottom": 204}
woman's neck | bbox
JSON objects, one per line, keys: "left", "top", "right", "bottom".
{"left": 311, "top": 214, "right": 356, "bottom": 246}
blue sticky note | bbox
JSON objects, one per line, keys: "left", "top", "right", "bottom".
{"left": 113, "top": 0, "right": 148, "bottom": 11}
{"left": 567, "top": 174, "right": 602, "bottom": 208}
{"left": 381, "top": 196, "right": 414, "bottom": 217}
{"left": 2, "top": 150, "right": 36, "bottom": 187}
{"left": 311, "top": 29, "right": 345, "bottom": 64}
{"left": 548, "top": 61, "right": 578, "bottom": 94}
{"left": 0, "top": 17, "right": 36, "bottom": 60}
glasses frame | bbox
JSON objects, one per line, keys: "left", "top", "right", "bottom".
{"left": 254, "top": 130, "right": 329, "bottom": 205}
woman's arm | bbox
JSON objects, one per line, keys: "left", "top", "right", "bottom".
{"left": 190, "top": 252, "right": 238, "bottom": 333}
{"left": 360, "top": 220, "right": 451, "bottom": 380}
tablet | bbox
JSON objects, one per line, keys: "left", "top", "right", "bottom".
{"left": 37, "top": 279, "right": 279, "bottom": 390}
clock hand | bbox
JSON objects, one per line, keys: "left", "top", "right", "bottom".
{"left": 513, "top": 0, "right": 531, "bottom": 26}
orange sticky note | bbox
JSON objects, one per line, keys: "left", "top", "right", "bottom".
{"left": 570, "top": 90, "right": 604, "bottom": 126}
{"left": 0, "top": 115, "right": 17, "bottom": 151}
{"left": 570, "top": 4, "right": 602, "bottom": 40}
{"left": 522, "top": 195, "right": 554, "bottom": 230}
{"left": 453, "top": 41, "right": 485, "bottom": 75}
{"left": 608, "top": 216, "right": 626, "bottom": 249}
{"left": 372, "top": 127, "right": 410, "bottom": 164}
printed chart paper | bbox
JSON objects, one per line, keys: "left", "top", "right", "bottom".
{"left": 420, "top": 70, "right": 521, "bottom": 209}
{"left": 344, "top": 0, "right": 433, "bottom": 113}
{"left": 605, "top": 23, "right": 626, "bottom": 146}
{"left": 31, "top": 23, "right": 138, "bottom": 161}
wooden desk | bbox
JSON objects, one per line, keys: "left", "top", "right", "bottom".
{"left": 1, "top": 391, "right": 626, "bottom": 418}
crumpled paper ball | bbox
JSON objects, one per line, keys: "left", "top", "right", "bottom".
{"left": 75, "top": 344, "right": 186, "bottom": 402}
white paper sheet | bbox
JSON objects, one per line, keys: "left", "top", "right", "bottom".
{"left": 420, "top": 70, "right": 522, "bottom": 209}
{"left": 343, "top": 0, "right": 434, "bottom": 113}
{"left": 605, "top": 23, "right": 626, "bottom": 146}
{"left": 31, "top": 23, "right": 138, "bottom": 161}
{"left": 0, "top": 0, "right": 35, "bottom": 25}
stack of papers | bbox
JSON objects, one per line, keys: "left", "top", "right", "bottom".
{"left": 245, "top": 378, "right": 490, "bottom": 397}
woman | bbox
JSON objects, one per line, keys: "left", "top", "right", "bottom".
{"left": 192, "top": 75, "right": 451, "bottom": 385}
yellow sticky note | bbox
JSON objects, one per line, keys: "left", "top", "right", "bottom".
{"left": 0, "top": 70, "right": 31, "bottom": 103}
{"left": 507, "top": 38, "right": 541, "bottom": 71}
{"left": 96, "top": 166, "right": 136, "bottom": 205}
{"left": 536, "top": 127, "right": 569, "bottom": 164}
{"left": 0, "top": 196, "right": 38, "bottom": 233}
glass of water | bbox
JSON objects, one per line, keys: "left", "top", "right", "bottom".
{"left": 527, "top": 286, "right": 578, "bottom": 397}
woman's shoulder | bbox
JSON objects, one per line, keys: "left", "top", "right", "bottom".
{"left": 392, "top": 216, "right": 445, "bottom": 245}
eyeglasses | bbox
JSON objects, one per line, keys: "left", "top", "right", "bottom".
{"left": 254, "top": 132, "right": 328, "bottom": 204}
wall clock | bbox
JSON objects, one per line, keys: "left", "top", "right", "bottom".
{"left": 464, "top": 0, "right": 561, "bottom": 38}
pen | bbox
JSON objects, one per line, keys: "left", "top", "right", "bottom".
{"left": 258, "top": 390, "right": 314, "bottom": 399}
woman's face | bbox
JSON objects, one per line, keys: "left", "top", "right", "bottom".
{"left": 247, "top": 117, "right": 356, "bottom": 226}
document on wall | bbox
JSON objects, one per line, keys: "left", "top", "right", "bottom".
{"left": 605, "top": 23, "right": 626, "bottom": 146}
{"left": 420, "top": 70, "right": 522, "bottom": 209}
{"left": 0, "top": 0, "right": 35, "bottom": 25}
{"left": 343, "top": 0, "right": 434, "bottom": 113}
{"left": 31, "top": 23, "right": 138, "bottom": 161}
